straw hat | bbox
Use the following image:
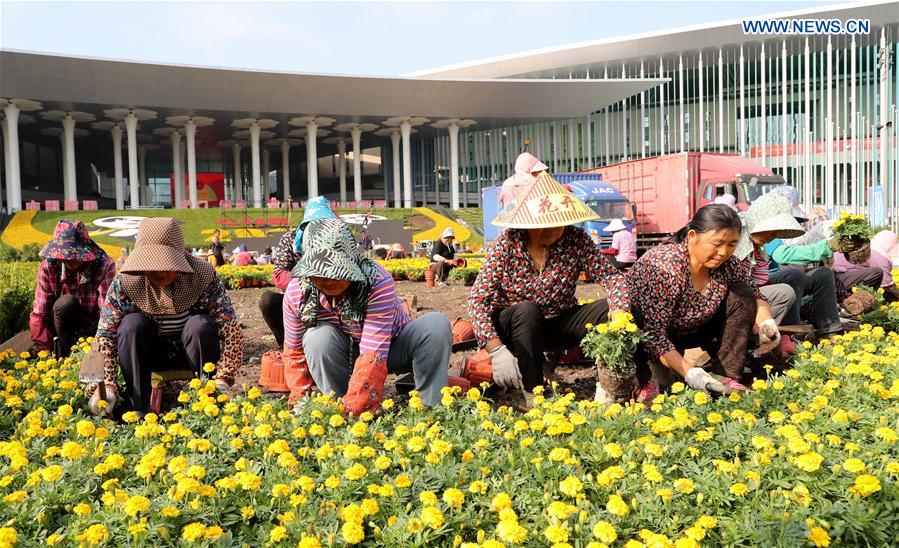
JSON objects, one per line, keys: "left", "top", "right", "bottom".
{"left": 492, "top": 172, "right": 599, "bottom": 229}
{"left": 734, "top": 193, "right": 805, "bottom": 260}
{"left": 121, "top": 218, "right": 193, "bottom": 273}
{"left": 603, "top": 219, "right": 627, "bottom": 233}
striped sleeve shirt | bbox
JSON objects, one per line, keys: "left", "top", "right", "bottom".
{"left": 283, "top": 263, "right": 411, "bottom": 358}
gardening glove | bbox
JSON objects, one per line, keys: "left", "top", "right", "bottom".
{"left": 684, "top": 367, "right": 732, "bottom": 396}
{"left": 283, "top": 346, "right": 315, "bottom": 403}
{"left": 88, "top": 383, "right": 117, "bottom": 418}
{"left": 488, "top": 345, "right": 523, "bottom": 391}
{"left": 756, "top": 318, "right": 781, "bottom": 355}
{"left": 343, "top": 352, "right": 388, "bottom": 417}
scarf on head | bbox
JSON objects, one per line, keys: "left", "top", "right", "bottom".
{"left": 120, "top": 254, "right": 216, "bottom": 316}
{"left": 298, "top": 256, "right": 380, "bottom": 329}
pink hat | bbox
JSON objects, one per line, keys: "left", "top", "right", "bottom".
{"left": 871, "top": 230, "right": 899, "bottom": 260}
{"left": 499, "top": 152, "right": 549, "bottom": 210}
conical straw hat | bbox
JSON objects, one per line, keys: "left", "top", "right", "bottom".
{"left": 492, "top": 172, "right": 599, "bottom": 229}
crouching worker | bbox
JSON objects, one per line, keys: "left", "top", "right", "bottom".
{"left": 89, "top": 218, "right": 244, "bottom": 417}
{"left": 467, "top": 172, "right": 632, "bottom": 406}
{"left": 282, "top": 218, "right": 450, "bottom": 414}
{"left": 628, "top": 204, "right": 778, "bottom": 396}
{"left": 30, "top": 220, "right": 116, "bottom": 357}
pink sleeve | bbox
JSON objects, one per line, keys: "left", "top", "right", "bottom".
{"left": 359, "top": 275, "right": 398, "bottom": 358}
{"left": 273, "top": 269, "right": 292, "bottom": 291}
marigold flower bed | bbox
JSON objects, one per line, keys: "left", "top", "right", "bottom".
{"left": 0, "top": 327, "right": 897, "bottom": 546}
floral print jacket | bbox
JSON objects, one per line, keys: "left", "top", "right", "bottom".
{"left": 468, "top": 226, "right": 629, "bottom": 347}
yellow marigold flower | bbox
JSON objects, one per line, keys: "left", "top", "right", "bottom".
{"left": 395, "top": 474, "right": 412, "bottom": 488}
{"left": 559, "top": 475, "right": 583, "bottom": 497}
{"left": 75, "top": 420, "right": 95, "bottom": 437}
{"left": 843, "top": 458, "right": 866, "bottom": 473}
{"left": 606, "top": 494, "right": 629, "bottom": 517}
{"left": 344, "top": 463, "right": 367, "bottom": 481}
{"left": 729, "top": 482, "right": 750, "bottom": 497}
{"left": 793, "top": 452, "right": 824, "bottom": 472}
{"left": 161, "top": 506, "right": 181, "bottom": 518}
{"left": 496, "top": 518, "right": 528, "bottom": 544}
{"left": 442, "top": 488, "right": 465, "bottom": 509}
{"left": 124, "top": 495, "right": 150, "bottom": 516}
{"left": 269, "top": 525, "right": 288, "bottom": 543}
{"left": 593, "top": 521, "right": 617, "bottom": 543}
{"left": 59, "top": 441, "right": 85, "bottom": 460}
{"left": 849, "top": 474, "right": 881, "bottom": 497}
{"left": 72, "top": 502, "right": 91, "bottom": 515}
{"left": 673, "top": 478, "right": 695, "bottom": 494}
{"left": 421, "top": 506, "right": 444, "bottom": 529}
{"left": 807, "top": 526, "right": 831, "bottom": 547}
{"left": 298, "top": 534, "right": 322, "bottom": 548}
{"left": 604, "top": 443, "right": 623, "bottom": 459}
{"left": 543, "top": 523, "right": 569, "bottom": 544}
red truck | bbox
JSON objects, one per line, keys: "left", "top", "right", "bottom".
{"left": 583, "top": 153, "right": 785, "bottom": 245}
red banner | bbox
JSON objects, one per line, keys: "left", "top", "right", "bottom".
{"left": 169, "top": 173, "right": 225, "bottom": 207}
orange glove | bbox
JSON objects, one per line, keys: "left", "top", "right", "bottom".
{"left": 283, "top": 345, "right": 314, "bottom": 403}
{"left": 344, "top": 352, "right": 388, "bottom": 416}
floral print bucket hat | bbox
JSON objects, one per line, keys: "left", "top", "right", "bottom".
{"left": 39, "top": 220, "right": 105, "bottom": 262}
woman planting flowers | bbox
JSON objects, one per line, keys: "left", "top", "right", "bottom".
{"left": 91, "top": 218, "right": 243, "bottom": 417}
{"left": 282, "top": 217, "right": 450, "bottom": 413}
{"left": 627, "top": 204, "right": 777, "bottom": 396}
{"left": 468, "top": 168, "right": 631, "bottom": 407}
{"left": 30, "top": 220, "right": 115, "bottom": 357}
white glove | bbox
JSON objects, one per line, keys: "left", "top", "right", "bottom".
{"left": 594, "top": 382, "right": 613, "bottom": 404}
{"left": 757, "top": 318, "right": 781, "bottom": 355}
{"left": 88, "top": 384, "right": 117, "bottom": 418}
{"left": 489, "top": 345, "right": 523, "bottom": 391}
{"left": 684, "top": 367, "right": 731, "bottom": 396}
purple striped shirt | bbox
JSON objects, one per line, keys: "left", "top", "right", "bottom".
{"left": 283, "top": 263, "right": 411, "bottom": 358}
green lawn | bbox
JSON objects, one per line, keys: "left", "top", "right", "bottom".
{"left": 452, "top": 208, "right": 484, "bottom": 246}
{"left": 31, "top": 208, "right": 422, "bottom": 250}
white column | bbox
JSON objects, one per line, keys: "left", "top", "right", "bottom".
{"left": 782, "top": 41, "right": 788, "bottom": 182}
{"left": 761, "top": 43, "right": 767, "bottom": 166}
{"left": 111, "top": 125, "right": 124, "bottom": 210}
{"left": 448, "top": 123, "right": 460, "bottom": 210}
{"left": 58, "top": 135, "right": 68, "bottom": 199}
{"left": 186, "top": 120, "right": 198, "bottom": 209}
{"left": 1, "top": 122, "right": 10, "bottom": 211}
{"left": 305, "top": 120, "right": 319, "bottom": 199}
{"left": 351, "top": 126, "right": 363, "bottom": 201}
{"left": 171, "top": 131, "right": 182, "bottom": 208}
{"left": 804, "top": 38, "right": 811, "bottom": 200}
{"left": 280, "top": 141, "right": 291, "bottom": 201}
{"left": 698, "top": 54, "right": 704, "bottom": 153}
{"left": 678, "top": 55, "right": 685, "bottom": 153}
{"left": 4, "top": 106, "right": 22, "bottom": 211}
{"left": 337, "top": 140, "right": 347, "bottom": 203}
{"left": 390, "top": 132, "right": 401, "bottom": 208}
{"left": 401, "top": 121, "right": 413, "bottom": 208}
{"left": 640, "top": 61, "right": 646, "bottom": 159}
{"left": 125, "top": 113, "right": 139, "bottom": 208}
{"left": 878, "top": 29, "right": 889, "bottom": 193}
{"left": 739, "top": 45, "right": 746, "bottom": 156}
{"left": 249, "top": 123, "right": 262, "bottom": 207}
{"left": 262, "top": 148, "right": 270, "bottom": 201}
{"left": 718, "top": 49, "right": 724, "bottom": 153}
{"left": 851, "top": 36, "right": 857, "bottom": 211}
{"left": 138, "top": 145, "right": 148, "bottom": 206}
{"left": 658, "top": 60, "right": 665, "bottom": 156}
{"left": 826, "top": 36, "right": 834, "bottom": 210}
{"left": 231, "top": 143, "right": 242, "bottom": 202}
{"left": 62, "top": 116, "right": 77, "bottom": 202}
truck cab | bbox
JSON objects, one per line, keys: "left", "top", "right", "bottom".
{"left": 697, "top": 173, "right": 786, "bottom": 211}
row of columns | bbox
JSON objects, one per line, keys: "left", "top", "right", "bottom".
{"left": 2, "top": 99, "right": 478, "bottom": 212}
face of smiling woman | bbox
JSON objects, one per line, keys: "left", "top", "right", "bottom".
{"left": 687, "top": 227, "right": 741, "bottom": 269}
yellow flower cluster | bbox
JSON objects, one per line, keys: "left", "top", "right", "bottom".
{"left": 0, "top": 327, "right": 897, "bottom": 546}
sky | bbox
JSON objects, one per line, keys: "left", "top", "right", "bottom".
{"left": 1, "top": 1, "right": 846, "bottom": 76}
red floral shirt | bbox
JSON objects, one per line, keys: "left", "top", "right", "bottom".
{"left": 468, "top": 226, "right": 629, "bottom": 347}
{"left": 627, "top": 242, "right": 763, "bottom": 359}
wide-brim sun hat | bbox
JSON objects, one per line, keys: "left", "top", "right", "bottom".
{"left": 871, "top": 230, "right": 898, "bottom": 259}
{"left": 441, "top": 227, "right": 456, "bottom": 239}
{"left": 291, "top": 218, "right": 365, "bottom": 282}
{"left": 493, "top": 172, "right": 600, "bottom": 229}
{"left": 734, "top": 193, "right": 805, "bottom": 260}
{"left": 39, "top": 219, "right": 102, "bottom": 262}
{"left": 121, "top": 218, "right": 193, "bottom": 274}
{"left": 603, "top": 219, "right": 627, "bottom": 233}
